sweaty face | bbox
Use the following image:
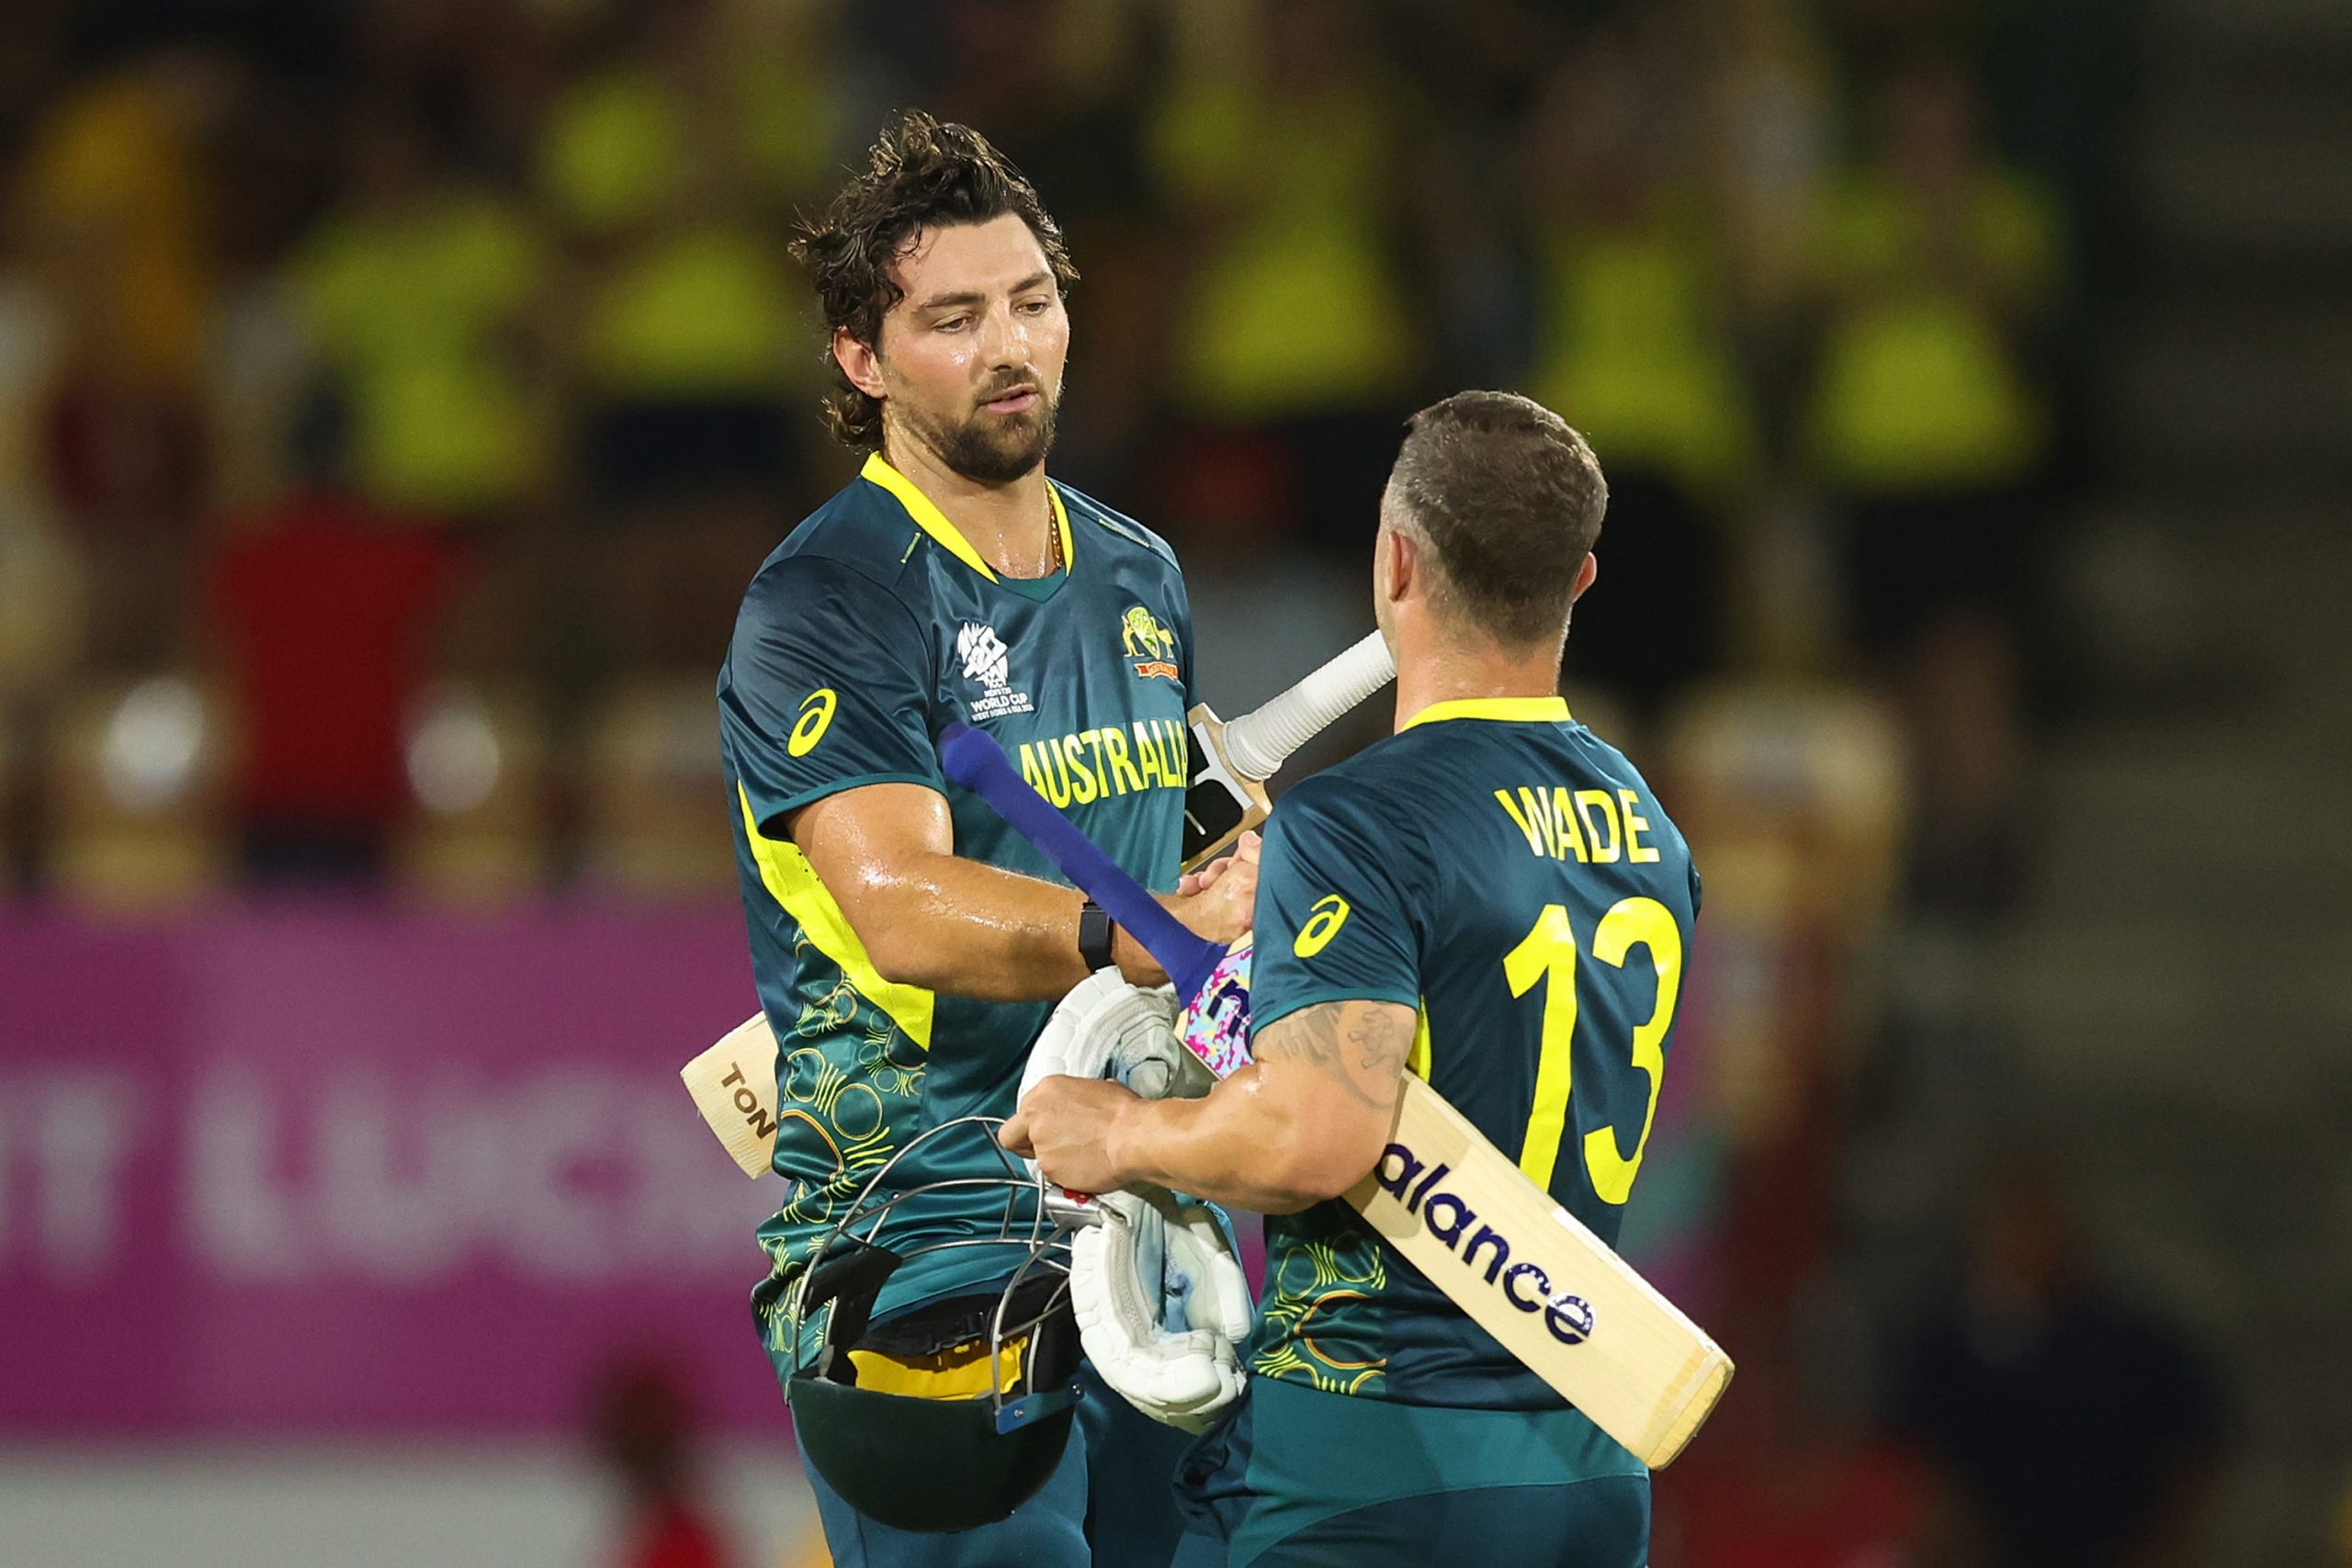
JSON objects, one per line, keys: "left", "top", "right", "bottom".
{"left": 872, "top": 213, "right": 1069, "bottom": 483}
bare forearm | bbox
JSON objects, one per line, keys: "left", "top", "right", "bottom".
{"left": 1108, "top": 1001, "right": 1419, "bottom": 1210}
{"left": 1108, "top": 1068, "right": 1340, "bottom": 1213}
{"left": 1003, "top": 1001, "right": 1407, "bottom": 1203}
{"left": 846, "top": 852, "right": 1099, "bottom": 1000}
{"left": 787, "top": 782, "right": 1254, "bottom": 1007}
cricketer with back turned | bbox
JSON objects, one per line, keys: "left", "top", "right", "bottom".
{"left": 1008, "top": 393, "right": 1702, "bottom": 1567}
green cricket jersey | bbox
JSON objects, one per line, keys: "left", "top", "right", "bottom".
{"left": 718, "top": 453, "right": 1194, "bottom": 1362}
{"left": 1246, "top": 695, "right": 1702, "bottom": 1413}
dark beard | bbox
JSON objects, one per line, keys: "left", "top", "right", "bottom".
{"left": 918, "top": 386, "right": 1060, "bottom": 485}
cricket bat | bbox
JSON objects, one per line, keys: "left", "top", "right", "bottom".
{"left": 935, "top": 720, "right": 1733, "bottom": 1471}
{"left": 683, "top": 633, "right": 1398, "bottom": 1180}
{"left": 1181, "top": 630, "right": 1393, "bottom": 866}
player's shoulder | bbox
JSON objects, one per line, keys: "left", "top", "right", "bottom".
{"left": 1054, "top": 479, "right": 1183, "bottom": 577}
{"left": 1559, "top": 720, "right": 1679, "bottom": 824}
{"left": 1269, "top": 745, "right": 1425, "bottom": 852}
{"left": 741, "top": 479, "right": 931, "bottom": 622}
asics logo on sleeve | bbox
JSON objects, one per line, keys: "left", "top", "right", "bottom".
{"left": 789, "top": 689, "right": 838, "bottom": 756}
{"left": 1294, "top": 896, "right": 1351, "bottom": 957}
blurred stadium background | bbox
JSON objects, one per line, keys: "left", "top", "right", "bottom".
{"left": 1, "top": 0, "right": 2346, "bottom": 1564}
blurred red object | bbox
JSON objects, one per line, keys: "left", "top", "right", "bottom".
{"left": 43, "top": 367, "right": 211, "bottom": 541}
{"left": 594, "top": 1356, "right": 732, "bottom": 1568}
{"left": 205, "top": 486, "right": 458, "bottom": 873}
{"left": 1655, "top": 1335, "right": 1929, "bottom": 1568}
{"left": 1666, "top": 1437, "right": 1927, "bottom": 1568}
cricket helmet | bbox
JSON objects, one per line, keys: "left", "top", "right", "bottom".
{"left": 782, "top": 1115, "right": 1089, "bottom": 1533}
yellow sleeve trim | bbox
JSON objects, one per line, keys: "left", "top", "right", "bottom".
{"left": 860, "top": 452, "right": 1076, "bottom": 581}
{"left": 1408, "top": 1002, "right": 1431, "bottom": 1081}
{"left": 737, "top": 784, "right": 934, "bottom": 1049}
{"left": 1399, "top": 695, "right": 1572, "bottom": 730}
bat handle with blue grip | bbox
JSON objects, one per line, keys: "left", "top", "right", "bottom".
{"left": 938, "top": 721, "right": 1224, "bottom": 998}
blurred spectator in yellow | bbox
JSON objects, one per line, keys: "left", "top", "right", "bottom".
{"left": 30, "top": 257, "right": 212, "bottom": 671}
{"left": 1805, "top": 54, "right": 2054, "bottom": 533}
{"left": 1522, "top": 22, "right": 1756, "bottom": 712}
{"left": 590, "top": 1355, "right": 733, "bottom": 1568}
{"left": 1151, "top": 0, "right": 1424, "bottom": 554}
{"left": 1803, "top": 55, "right": 2058, "bottom": 916}
{"left": 540, "top": 0, "right": 837, "bottom": 238}
{"left": 202, "top": 392, "right": 460, "bottom": 886}
{"left": 13, "top": 46, "right": 238, "bottom": 670}
{"left": 1889, "top": 1167, "right": 2224, "bottom": 1568}
{"left": 539, "top": 0, "right": 831, "bottom": 671}
{"left": 291, "top": 96, "right": 551, "bottom": 525}
{"left": 11, "top": 46, "right": 232, "bottom": 387}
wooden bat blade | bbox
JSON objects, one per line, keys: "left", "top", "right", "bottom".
{"left": 1348, "top": 1077, "right": 1734, "bottom": 1468}
{"left": 1182, "top": 704, "right": 1272, "bottom": 870}
{"left": 681, "top": 1012, "right": 783, "bottom": 1178}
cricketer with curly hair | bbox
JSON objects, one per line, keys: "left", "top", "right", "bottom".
{"left": 716, "top": 112, "right": 1256, "bottom": 1565}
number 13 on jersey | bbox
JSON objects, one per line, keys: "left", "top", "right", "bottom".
{"left": 1503, "top": 897, "right": 1683, "bottom": 1203}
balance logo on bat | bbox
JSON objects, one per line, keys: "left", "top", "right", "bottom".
{"left": 1374, "top": 1145, "right": 1599, "bottom": 1348}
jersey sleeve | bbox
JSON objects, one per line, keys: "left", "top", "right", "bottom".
{"left": 1250, "top": 779, "right": 1423, "bottom": 1032}
{"left": 1167, "top": 564, "right": 1198, "bottom": 709}
{"left": 719, "top": 553, "right": 942, "bottom": 833}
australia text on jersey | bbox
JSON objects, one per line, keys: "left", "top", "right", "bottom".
{"left": 1015, "top": 716, "right": 1191, "bottom": 808}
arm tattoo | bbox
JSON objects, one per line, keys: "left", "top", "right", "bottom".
{"left": 1256, "top": 1001, "right": 1413, "bottom": 1111}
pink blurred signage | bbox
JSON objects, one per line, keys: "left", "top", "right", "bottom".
{"left": 0, "top": 904, "right": 789, "bottom": 1436}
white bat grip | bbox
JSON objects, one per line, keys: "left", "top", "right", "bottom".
{"left": 1219, "top": 631, "right": 1396, "bottom": 781}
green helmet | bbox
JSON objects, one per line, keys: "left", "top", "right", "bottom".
{"left": 782, "top": 1116, "right": 1089, "bottom": 1534}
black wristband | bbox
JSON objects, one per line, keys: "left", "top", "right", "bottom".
{"left": 1078, "top": 900, "right": 1116, "bottom": 973}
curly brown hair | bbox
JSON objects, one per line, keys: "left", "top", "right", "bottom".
{"left": 790, "top": 111, "right": 1079, "bottom": 452}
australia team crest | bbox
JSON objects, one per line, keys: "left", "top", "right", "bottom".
{"left": 1121, "top": 605, "right": 1181, "bottom": 682}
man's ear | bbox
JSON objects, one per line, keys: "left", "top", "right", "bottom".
{"left": 1379, "top": 525, "right": 1418, "bottom": 605}
{"left": 1569, "top": 552, "right": 1599, "bottom": 604}
{"left": 832, "top": 328, "right": 886, "bottom": 400}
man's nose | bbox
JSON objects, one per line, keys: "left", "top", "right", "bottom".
{"left": 977, "top": 299, "right": 1027, "bottom": 370}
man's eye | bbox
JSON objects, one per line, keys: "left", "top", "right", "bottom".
{"left": 1018, "top": 298, "right": 1050, "bottom": 315}
{"left": 935, "top": 317, "right": 969, "bottom": 333}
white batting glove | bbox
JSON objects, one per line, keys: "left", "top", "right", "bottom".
{"left": 1024, "top": 968, "right": 1212, "bottom": 1106}
{"left": 1070, "top": 1185, "right": 1254, "bottom": 1433}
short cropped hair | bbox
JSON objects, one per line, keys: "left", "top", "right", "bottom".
{"left": 790, "top": 111, "right": 1078, "bottom": 451}
{"left": 1386, "top": 391, "right": 1609, "bottom": 648}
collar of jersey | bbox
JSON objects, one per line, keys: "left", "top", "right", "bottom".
{"left": 861, "top": 452, "right": 1074, "bottom": 586}
{"left": 1399, "top": 695, "right": 1573, "bottom": 730}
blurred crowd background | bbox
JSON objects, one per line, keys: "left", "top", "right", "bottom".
{"left": 3, "top": 1, "right": 2347, "bottom": 1566}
